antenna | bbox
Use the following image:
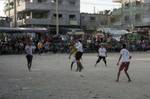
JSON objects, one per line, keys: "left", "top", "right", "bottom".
{"left": 94, "top": 6, "right": 96, "bottom": 14}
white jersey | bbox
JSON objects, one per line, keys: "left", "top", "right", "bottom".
{"left": 120, "top": 48, "right": 130, "bottom": 62}
{"left": 98, "top": 47, "right": 107, "bottom": 57}
{"left": 25, "top": 45, "right": 33, "bottom": 55}
{"left": 75, "top": 41, "right": 83, "bottom": 52}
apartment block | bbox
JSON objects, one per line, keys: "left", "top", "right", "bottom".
{"left": 4, "top": 0, "right": 80, "bottom": 33}
{"left": 80, "top": 13, "right": 111, "bottom": 31}
{"left": 112, "top": 0, "right": 150, "bottom": 28}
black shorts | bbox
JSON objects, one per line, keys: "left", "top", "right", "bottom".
{"left": 26, "top": 54, "right": 33, "bottom": 62}
{"left": 99, "top": 56, "right": 106, "bottom": 59}
{"left": 75, "top": 52, "right": 83, "bottom": 60}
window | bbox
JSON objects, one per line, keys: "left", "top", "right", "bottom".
{"left": 52, "top": 0, "right": 63, "bottom": 4}
{"left": 25, "top": 0, "right": 31, "bottom": 3}
{"left": 17, "top": 0, "right": 21, "bottom": 6}
{"left": 90, "top": 16, "right": 96, "bottom": 21}
{"left": 26, "top": 12, "right": 31, "bottom": 19}
{"left": 10, "top": 2, "right": 14, "bottom": 8}
{"left": 136, "top": 1, "right": 141, "bottom": 6}
{"left": 125, "top": 3, "right": 129, "bottom": 8}
{"left": 38, "top": 0, "right": 42, "bottom": 3}
{"left": 69, "top": 15, "right": 76, "bottom": 20}
{"left": 33, "top": 12, "right": 48, "bottom": 18}
{"left": 37, "top": 0, "right": 47, "bottom": 3}
{"left": 135, "top": 14, "right": 141, "bottom": 21}
{"left": 53, "top": 14, "right": 63, "bottom": 18}
{"left": 69, "top": 0, "right": 76, "bottom": 5}
{"left": 58, "top": 0, "right": 62, "bottom": 4}
{"left": 4, "top": 2, "right": 14, "bottom": 11}
{"left": 17, "top": 13, "right": 23, "bottom": 20}
{"left": 124, "top": 16, "right": 130, "bottom": 22}
{"left": 81, "top": 16, "right": 85, "bottom": 20}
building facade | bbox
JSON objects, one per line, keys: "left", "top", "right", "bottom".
{"left": 4, "top": 0, "right": 80, "bottom": 33}
{"left": 113, "top": 0, "right": 150, "bottom": 28}
{"left": 110, "top": 8, "right": 122, "bottom": 28}
{"left": 142, "top": 0, "right": 150, "bottom": 27}
{"left": 80, "top": 13, "right": 111, "bottom": 32}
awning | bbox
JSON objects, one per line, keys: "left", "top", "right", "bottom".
{"left": 68, "top": 32, "right": 84, "bottom": 35}
{"left": 0, "top": 27, "right": 48, "bottom": 33}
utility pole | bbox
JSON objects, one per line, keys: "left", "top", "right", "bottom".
{"left": 121, "top": 0, "right": 124, "bottom": 28}
{"left": 8, "top": 0, "right": 10, "bottom": 18}
{"left": 14, "top": 0, "right": 17, "bottom": 27}
{"left": 56, "top": 0, "right": 59, "bottom": 35}
{"left": 129, "top": 0, "right": 134, "bottom": 31}
{"left": 141, "top": 0, "right": 144, "bottom": 27}
{"left": 94, "top": 6, "right": 96, "bottom": 14}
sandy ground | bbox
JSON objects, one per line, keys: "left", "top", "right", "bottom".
{"left": 0, "top": 52, "right": 150, "bottom": 99}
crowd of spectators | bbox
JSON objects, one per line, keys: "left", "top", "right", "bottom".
{"left": 0, "top": 37, "right": 26, "bottom": 55}
{"left": 0, "top": 35, "right": 69, "bottom": 55}
{"left": 1, "top": 34, "right": 150, "bottom": 55}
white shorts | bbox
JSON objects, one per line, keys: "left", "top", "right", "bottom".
{"left": 72, "top": 57, "right": 76, "bottom": 63}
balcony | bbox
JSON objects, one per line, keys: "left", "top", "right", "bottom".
{"left": 143, "top": 17, "right": 150, "bottom": 23}
{"left": 50, "top": 4, "right": 80, "bottom": 12}
{"left": 16, "top": 2, "right": 79, "bottom": 12}
{"left": 51, "top": 18, "right": 67, "bottom": 25}
{"left": 144, "top": 0, "right": 150, "bottom": 4}
{"left": 17, "top": 18, "right": 51, "bottom": 26}
{"left": 142, "top": 22, "right": 150, "bottom": 26}
{"left": 69, "top": 20, "right": 79, "bottom": 25}
{"left": 25, "top": 2, "right": 50, "bottom": 11}
{"left": 17, "top": 2, "right": 50, "bottom": 12}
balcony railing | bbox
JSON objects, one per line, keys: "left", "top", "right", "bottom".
{"left": 16, "top": 2, "right": 50, "bottom": 11}
{"left": 17, "top": 18, "right": 51, "bottom": 26}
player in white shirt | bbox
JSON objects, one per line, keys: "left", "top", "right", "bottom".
{"left": 95, "top": 44, "right": 107, "bottom": 67}
{"left": 116, "top": 44, "right": 132, "bottom": 82}
{"left": 25, "top": 41, "right": 34, "bottom": 72}
{"left": 75, "top": 40, "right": 84, "bottom": 72}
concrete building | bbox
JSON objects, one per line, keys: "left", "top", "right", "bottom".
{"left": 112, "top": 0, "right": 150, "bottom": 29}
{"left": 110, "top": 8, "right": 122, "bottom": 28}
{"left": 142, "top": 0, "right": 150, "bottom": 27}
{"left": 4, "top": 0, "right": 80, "bottom": 33}
{"left": 80, "top": 13, "right": 111, "bottom": 32}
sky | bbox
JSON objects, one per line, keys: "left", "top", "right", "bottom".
{"left": 0, "top": 0, "right": 120, "bottom": 16}
{"left": 80, "top": 0, "right": 120, "bottom": 13}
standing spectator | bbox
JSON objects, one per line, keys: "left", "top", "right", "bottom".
{"left": 37, "top": 41, "right": 43, "bottom": 54}
{"left": 25, "top": 41, "right": 34, "bottom": 72}
{"left": 19, "top": 42, "right": 24, "bottom": 54}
